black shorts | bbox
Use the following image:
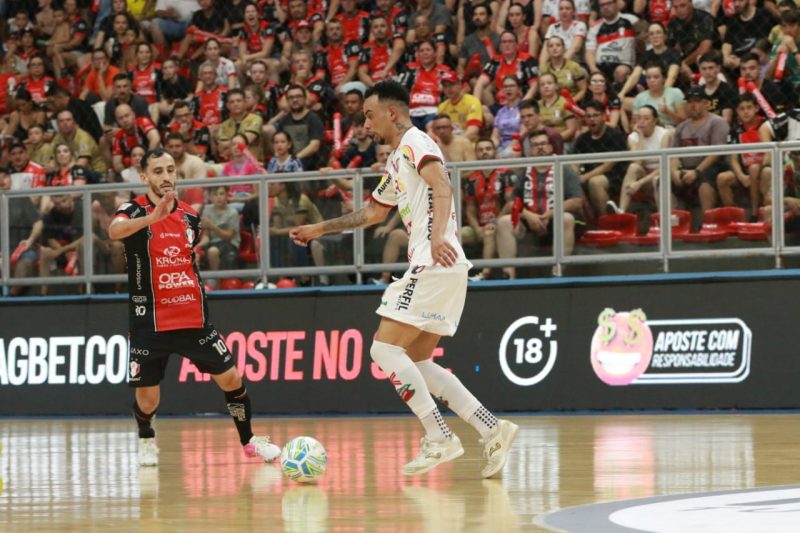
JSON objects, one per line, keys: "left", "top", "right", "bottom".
{"left": 128, "top": 327, "right": 235, "bottom": 387}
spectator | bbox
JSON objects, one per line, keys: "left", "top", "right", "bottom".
{"left": 37, "top": 143, "right": 90, "bottom": 188}
{"left": 372, "top": 0, "right": 410, "bottom": 40}
{"left": 10, "top": 29, "right": 41, "bottom": 77}
{"left": 283, "top": 0, "right": 326, "bottom": 44}
{"left": 315, "top": 19, "right": 361, "bottom": 92}
{"left": 396, "top": 40, "right": 457, "bottom": 130}
{"left": 280, "top": 19, "right": 318, "bottom": 73}
{"left": 221, "top": 133, "right": 262, "bottom": 204}
{"left": 198, "top": 185, "right": 242, "bottom": 273}
{"left": 111, "top": 104, "right": 161, "bottom": 174}
{"left": 405, "top": 13, "right": 448, "bottom": 66}
{"left": 339, "top": 112, "right": 378, "bottom": 168}
{"left": 670, "top": 86, "right": 731, "bottom": 214}
{"left": 269, "top": 84, "right": 324, "bottom": 170}
{"left": 762, "top": 150, "right": 800, "bottom": 230}
{"left": 721, "top": 0, "right": 774, "bottom": 72}
{"left": 48, "top": 0, "right": 90, "bottom": 79}
{"left": 16, "top": 55, "right": 53, "bottom": 107}
{"left": 740, "top": 53, "right": 790, "bottom": 114}
{"left": 497, "top": 2, "right": 540, "bottom": 60}
{"left": 573, "top": 100, "right": 628, "bottom": 216}
{"left": 140, "top": 0, "right": 195, "bottom": 50}
{"left": 164, "top": 132, "right": 208, "bottom": 210}
{"left": 462, "top": 138, "right": 516, "bottom": 280}
{"left": 38, "top": 194, "right": 84, "bottom": 295}
{"left": 358, "top": 16, "right": 405, "bottom": 86}
{"left": 80, "top": 48, "right": 120, "bottom": 103}
{"left": 193, "top": 61, "right": 229, "bottom": 130}
{"left": 519, "top": 98, "right": 564, "bottom": 154}
{"left": 36, "top": 0, "right": 57, "bottom": 40}
{"left": 26, "top": 124, "right": 54, "bottom": 169}
{"left": 540, "top": 36, "right": 586, "bottom": 101}
{"left": 340, "top": 89, "right": 365, "bottom": 135}
{"left": 618, "top": 21, "right": 681, "bottom": 103}
{"left": 408, "top": 0, "right": 454, "bottom": 42}
{"left": 119, "top": 145, "right": 146, "bottom": 202}
{"left": 99, "top": 13, "right": 138, "bottom": 70}
{"left": 169, "top": 101, "right": 213, "bottom": 160}
{"left": 128, "top": 43, "right": 160, "bottom": 109}
{"left": 717, "top": 93, "right": 773, "bottom": 214}
{"left": 3, "top": 89, "right": 46, "bottom": 142}
{"left": 0, "top": 58, "right": 19, "bottom": 117}
{"left": 266, "top": 131, "right": 303, "bottom": 173}
{"left": 491, "top": 75, "right": 524, "bottom": 157}
{"left": 537, "top": 72, "right": 578, "bottom": 142}
{"left": 200, "top": 38, "right": 238, "bottom": 90}
{"left": 284, "top": 50, "right": 329, "bottom": 113}
{"left": 632, "top": 63, "right": 686, "bottom": 128}
{"left": 334, "top": 0, "right": 372, "bottom": 43}
{"left": 767, "top": 11, "right": 800, "bottom": 93}
{"left": 697, "top": 51, "right": 738, "bottom": 124}
{"left": 235, "top": 3, "right": 276, "bottom": 69}
{"left": 458, "top": 3, "right": 501, "bottom": 78}
{"left": 585, "top": 0, "right": 637, "bottom": 84}
{"left": 431, "top": 113, "right": 475, "bottom": 162}
{"left": 103, "top": 73, "right": 150, "bottom": 128}
{"left": 0, "top": 168, "right": 42, "bottom": 296}
{"left": 7, "top": 139, "right": 46, "bottom": 191}
{"left": 52, "top": 109, "right": 107, "bottom": 174}
{"left": 153, "top": 58, "right": 193, "bottom": 126}
{"left": 615, "top": 105, "right": 672, "bottom": 214}
{"left": 473, "top": 30, "right": 538, "bottom": 106}
{"left": 47, "top": 84, "right": 103, "bottom": 141}
{"left": 667, "top": 0, "right": 718, "bottom": 77}
{"left": 496, "top": 130, "right": 584, "bottom": 278}
{"left": 176, "top": 0, "right": 231, "bottom": 61}
{"left": 438, "top": 70, "right": 483, "bottom": 142}
{"left": 217, "top": 88, "right": 264, "bottom": 160}
{"left": 243, "top": 61, "right": 281, "bottom": 119}
{"left": 93, "top": 0, "right": 140, "bottom": 50}
{"left": 542, "top": 0, "right": 586, "bottom": 65}
{"left": 581, "top": 70, "right": 621, "bottom": 131}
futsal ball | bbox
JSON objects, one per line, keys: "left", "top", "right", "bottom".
{"left": 280, "top": 436, "right": 328, "bottom": 483}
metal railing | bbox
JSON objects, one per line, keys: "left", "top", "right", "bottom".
{"left": 3, "top": 140, "right": 800, "bottom": 295}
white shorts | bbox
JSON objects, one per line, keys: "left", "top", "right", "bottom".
{"left": 376, "top": 264, "right": 469, "bottom": 336}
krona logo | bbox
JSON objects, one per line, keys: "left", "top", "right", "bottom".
{"left": 164, "top": 246, "right": 181, "bottom": 257}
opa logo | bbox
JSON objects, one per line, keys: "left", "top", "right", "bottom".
{"left": 498, "top": 316, "right": 558, "bottom": 386}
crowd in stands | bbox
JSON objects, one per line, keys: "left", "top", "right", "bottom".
{"left": 3, "top": 0, "right": 800, "bottom": 293}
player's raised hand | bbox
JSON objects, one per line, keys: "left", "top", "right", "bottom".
{"left": 290, "top": 224, "right": 324, "bottom": 246}
{"left": 150, "top": 191, "right": 176, "bottom": 223}
{"left": 431, "top": 236, "right": 458, "bottom": 267}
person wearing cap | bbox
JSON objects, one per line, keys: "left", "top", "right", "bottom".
{"left": 438, "top": 65, "right": 483, "bottom": 142}
{"left": 7, "top": 139, "right": 47, "bottom": 192}
{"left": 670, "top": 86, "right": 730, "bottom": 214}
{"left": 284, "top": 0, "right": 325, "bottom": 44}
{"left": 280, "top": 19, "right": 317, "bottom": 73}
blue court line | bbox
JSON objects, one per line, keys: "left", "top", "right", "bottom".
{"left": 4, "top": 269, "right": 800, "bottom": 303}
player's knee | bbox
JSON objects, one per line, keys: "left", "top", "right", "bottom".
{"left": 136, "top": 389, "right": 160, "bottom": 413}
{"left": 369, "top": 339, "right": 406, "bottom": 367}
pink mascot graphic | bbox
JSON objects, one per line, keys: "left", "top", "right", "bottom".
{"left": 590, "top": 308, "right": 653, "bottom": 385}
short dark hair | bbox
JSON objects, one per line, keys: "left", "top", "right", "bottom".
{"left": 737, "top": 92, "right": 758, "bottom": 106}
{"left": 165, "top": 132, "right": 184, "bottom": 143}
{"left": 583, "top": 100, "right": 606, "bottom": 114}
{"left": 433, "top": 113, "right": 451, "bottom": 122}
{"left": 113, "top": 73, "right": 129, "bottom": 84}
{"left": 519, "top": 99, "right": 540, "bottom": 113}
{"left": 638, "top": 104, "right": 659, "bottom": 120}
{"left": 173, "top": 101, "right": 191, "bottom": 114}
{"left": 226, "top": 88, "right": 245, "bottom": 101}
{"left": 782, "top": 10, "right": 800, "bottom": 25}
{"left": 47, "top": 84, "right": 69, "bottom": 98}
{"left": 286, "top": 84, "right": 307, "bottom": 97}
{"left": 345, "top": 88, "right": 364, "bottom": 100}
{"left": 740, "top": 53, "right": 760, "bottom": 65}
{"left": 352, "top": 111, "right": 366, "bottom": 126}
{"left": 644, "top": 62, "right": 666, "bottom": 77}
{"left": 473, "top": 2, "right": 492, "bottom": 16}
{"left": 698, "top": 50, "right": 722, "bottom": 65}
{"left": 142, "top": 147, "right": 172, "bottom": 171}
{"left": 528, "top": 129, "right": 550, "bottom": 142}
{"left": 364, "top": 79, "right": 410, "bottom": 107}
{"left": 475, "top": 137, "right": 496, "bottom": 149}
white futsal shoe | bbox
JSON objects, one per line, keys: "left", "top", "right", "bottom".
{"left": 403, "top": 434, "right": 464, "bottom": 476}
{"left": 138, "top": 438, "right": 159, "bottom": 467}
{"left": 244, "top": 435, "right": 281, "bottom": 462}
{"left": 480, "top": 419, "right": 519, "bottom": 478}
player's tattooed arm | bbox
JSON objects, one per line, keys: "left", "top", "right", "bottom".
{"left": 322, "top": 200, "right": 391, "bottom": 232}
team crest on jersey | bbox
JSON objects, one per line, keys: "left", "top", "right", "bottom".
{"left": 185, "top": 227, "right": 195, "bottom": 244}
{"left": 400, "top": 145, "right": 415, "bottom": 164}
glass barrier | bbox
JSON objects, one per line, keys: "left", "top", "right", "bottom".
{"left": 2, "top": 141, "right": 800, "bottom": 297}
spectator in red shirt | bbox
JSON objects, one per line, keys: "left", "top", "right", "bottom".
{"left": 472, "top": 30, "right": 539, "bottom": 107}
{"left": 176, "top": 0, "right": 231, "bottom": 61}
{"left": 335, "top": 0, "right": 372, "bottom": 43}
{"left": 193, "top": 61, "right": 229, "bottom": 131}
{"left": 112, "top": 104, "right": 161, "bottom": 173}
{"left": 236, "top": 3, "right": 276, "bottom": 68}
{"left": 16, "top": 55, "right": 53, "bottom": 107}
{"left": 128, "top": 43, "right": 161, "bottom": 107}
{"left": 284, "top": 0, "right": 326, "bottom": 43}
{"left": 358, "top": 15, "right": 406, "bottom": 87}
{"left": 315, "top": 19, "right": 362, "bottom": 92}
{"left": 396, "top": 39, "right": 456, "bottom": 130}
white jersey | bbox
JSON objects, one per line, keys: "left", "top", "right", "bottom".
{"left": 372, "top": 127, "right": 470, "bottom": 269}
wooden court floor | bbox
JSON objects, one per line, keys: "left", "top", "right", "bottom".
{"left": 1, "top": 413, "right": 799, "bottom": 532}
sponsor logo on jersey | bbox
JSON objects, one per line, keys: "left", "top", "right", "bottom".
{"left": 160, "top": 294, "right": 197, "bottom": 305}
{"left": 155, "top": 255, "right": 191, "bottom": 267}
{"left": 132, "top": 295, "right": 147, "bottom": 303}
{"left": 158, "top": 271, "right": 195, "bottom": 290}
{"left": 164, "top": 246, "right": 181, "bottom": 257}
{"left": 134, "top": 254, "right": 143, "bottom": 290}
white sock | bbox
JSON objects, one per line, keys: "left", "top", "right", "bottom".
{"left": 416, "top": 359, "right": 497, "bottom": 439}
{"left": 371, "top": 341, "right": 451, "bottom": 442}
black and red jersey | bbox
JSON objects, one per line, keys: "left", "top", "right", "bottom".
{"left": 372, "top": 5, "right": 408, "bottom": 37}
{"left": 284, "top": 76, "right": 327, "bottom": 105}
{"left": 70, "top": 15, "right": 89, "bottom": 52}
{"left": 335, "top": 10, "right": 371, "bottom": 43}
{"left": 17, "top": 75, "right": 54, "bottom": 104}
{"left": 480, "top": 52, "right": 538, "bottom": 105}
{"left": 115, "top": 196, "right": 209, "bottom": 333}
{"left": 315, "top": 40, "right": 361, "bottom": 87}
{"left": 0, "top": 72, "right": 17, "bottom": 114}
{"left": 359, "top": 40, "right": 395, "bottom": 81}
{"left": 464, "top": 169, "right": 516, "bottom": 226}
{"left": 169, "top": 119, "right": 212, "bottom": 159}
{"left": 396, "top": 62, "right": 454, "bottom": 111}
{"left": 113, "top": 117, "right": 157, "bottom": 160}
{"left": 238, "top": 20, "right": 276, "bottom": 53}
{"left": 35, "top": 165, "right": 88, "bottom": 188}
{"left": 404, "top": 34, "right": 447, "bottom": 67}
{"left": 193, "top": 85, "right": 229, "bottom": 125}
{"left": 129, "top": 64, "right": 161, "bottom": 105}
{"left": 729, "top": 119, "right": 766, "bottom": 167}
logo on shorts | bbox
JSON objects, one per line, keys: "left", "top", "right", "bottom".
{"left": 395, "top": 277, "right": 418, "bottom": 310}
{"left": 411, "top": 265, "right": 425, "bottom": 274}
{"left": 131, "top": 347, "right": 150, "bottom": 356}
{"left": 129, "top": 361, "right": 140, "bottom": 381}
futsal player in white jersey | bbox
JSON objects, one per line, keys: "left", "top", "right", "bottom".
{"left": 290, "top": 80, "right": 518, "bottom": 477}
